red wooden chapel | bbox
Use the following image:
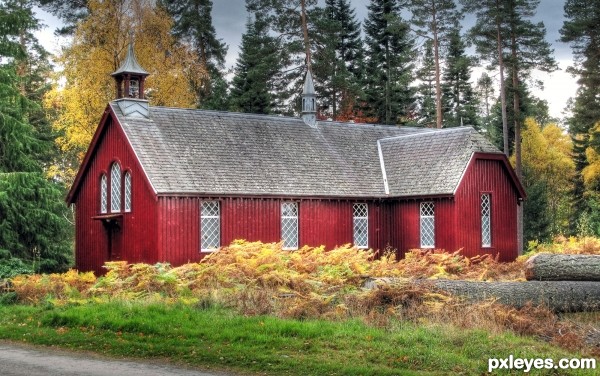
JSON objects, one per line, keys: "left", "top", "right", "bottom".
{"left": 67, "top": 45, "right": 525, "bottom": 274}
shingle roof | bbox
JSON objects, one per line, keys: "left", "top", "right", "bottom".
{"left": 111, "top": 103, "right": 503, "bottom": 198}
{"left": 379, "top": 128, "right": 500, "bottom": 196}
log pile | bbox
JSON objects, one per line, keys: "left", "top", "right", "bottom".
{"left": 365, "top": 254, "right": 600, "bottom": 312}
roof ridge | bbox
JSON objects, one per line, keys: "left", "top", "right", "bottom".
{"left": 147, "top": 105, "right": 411, "bottom": 131}
{"left": 377, "top": 126, "right": 472, "bottom": 143}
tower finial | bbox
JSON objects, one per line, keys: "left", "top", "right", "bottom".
{"left": 301, "top": 69, "right": 317, "bottom": 128}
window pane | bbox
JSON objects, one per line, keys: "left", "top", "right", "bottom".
{"left": 201, "top": 201, "right": 220, "bottom": 251}
{"left": 420, "top": 202, "right": 435, "bottom": 248}
{"left": 110, "top": 163, "right": 121, "bottom": 212}
{"left": 100, "top": 175, "right": 107, "bottom": 214}
{"left": 353, "top": 203, "right": 368, "bottom": 248}
{"left": 124, "top": 172, "right": 132, "bottom": 212}
{"left": 481, "top": 194, "right": 491, "bottom": 247}
{"left": 281, "top": 202, "right": 298, "bottom": 250}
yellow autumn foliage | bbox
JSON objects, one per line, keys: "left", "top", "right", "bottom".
{"left": 582, "top": 123, "right": 600, "bottom": 190}
{"left": 45, "top": 0, "right": 206, "bottom": 183}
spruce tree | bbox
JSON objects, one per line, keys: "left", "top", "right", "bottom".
{"left": 415, "top": 40, "right": 436, "bottom": 126}
{"left": 0, "top": 0, "right": 72, "bottom": 273}
{"left": 560, "top": 0, "right": 600, "bottom": 230}
{"left": 312, "top": 0, "right": 362, "bottom": 119}
{"left": 441, "top": 29, "right": 478, "bottom": 128}
{"left": 363, "top": 0, "right": 415, "bottom": 125}
{"left": 159, "top": 0, "right": 228, "bottom": 109}
{"left": 230, "top": 14, "right": 285, "bottom": 114}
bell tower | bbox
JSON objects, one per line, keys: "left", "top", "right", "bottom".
{"left": 111, "top": 42, "right": 149, "bottom": 100}
{"left": 111, "top": 42, "right": 150, "bottom": 118}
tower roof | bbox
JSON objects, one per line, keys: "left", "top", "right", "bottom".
{"left": 111, "top": 43, "right": 149, "bottom": 77}
{"left": 303, "top": 70, "right": 315, "bottom": 95}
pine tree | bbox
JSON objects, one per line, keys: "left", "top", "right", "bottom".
{"left": 409, "top": 0, "right": 463, "bottom": 128}
{"left": 0, "top": 0, "right": 72, "bottom": 273}
{"left": 34, "top": 0, "right": 88, "bottom": 35}
{"left": 230, "top": 14, "right": 285, "bottom": 114}
{"left": 159, "top": 0, "right": 228, "bottom": 109}
{"left": 415, "top": 40, "right": 436, "bottom": 126}
{"left": 461, "top": 0, "right": 510, "bottom": 155}
{"left": 246, "top": 0, "right": 319, "bottom": 114}
{"left": 363, "top": 0, "right": 415, "bottom": 125}
{"left": 441, "top": 29, "right": 478, "bottom": 128}
{"left": 503, "top": 0, "right": 556, "bottom": 182}
{"left": 560, "top": 0, "right": 600, "bottom": 230}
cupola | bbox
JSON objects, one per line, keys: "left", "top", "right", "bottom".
{"left": 111, "top": 42, "right": 150, "bottom": 118}
{"left": 111, "top": 42, "right": 149, "bottom": 100}
{"left": 301, "top": 69, "right": 317, "bottom": 128}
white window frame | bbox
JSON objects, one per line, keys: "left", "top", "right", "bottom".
{"left": 100, "top": 174, "right": 108, "bottom": 214}
{"left": 481, "top": 193, "right": 492, "bottom": 247}
{"left": 124, "top": 171, "right": 132, "bottom": 212}
{"left": 110, "top": 163, "right": 121, "bottom": 213}
{"left": 353, "top": 203, "right": 368, "bottom": 249}
{"left": 420, "top": 202, "right": 435, "bottom": 249}
{"left": 281, "top": 202, "right": 299, "bottom": 250}
{"left": 201, "top": 201, "right": 220, "bottom": 252}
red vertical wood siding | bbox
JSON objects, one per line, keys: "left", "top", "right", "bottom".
{"left": 299, "top": 200, "right": 353, "bottom": 249}
{"left": 73, "top": 116, "right": 158, "bottom": 274}
{"left": 454, "top": 158, "right": 519, "bottom": 261}
{"left": 221, "top": 197, "right": 281, "bottom": 245}
{"left": 157, "top": 197, "right": 200, "bottom": 265}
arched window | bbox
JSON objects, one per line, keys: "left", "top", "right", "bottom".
{"left": 124, "top": 171, "right": 132, "bottom": 212}
{"left": 100, "top": 174, "right": 108, "bottom": 214}
{"left": 110, "top": 163, "right": 121, "bottom": 212}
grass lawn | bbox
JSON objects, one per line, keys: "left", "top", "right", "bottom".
{"left": 0, "top": 302, "right": 596, "bottom": 375}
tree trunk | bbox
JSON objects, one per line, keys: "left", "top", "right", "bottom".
{"left": 525, "top": 254, "right": 600, "bottom": 281}
{"left": 300, "top": 0, "right": 311, "bottom": 70}
{"left": 511, "top": 24, "right": 524, "bottom": 255}
{"left": 364, "top": 278, "right": 600, "bottom": 312}
{"left": 432, "top": 6, "right": 442, "bottom": 129}
{"left": 496, "top": 0, "right": 509, "bottom": 157}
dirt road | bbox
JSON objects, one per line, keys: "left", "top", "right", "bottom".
{"left": 0, "top": 342, "right": 230, "bottom": 376}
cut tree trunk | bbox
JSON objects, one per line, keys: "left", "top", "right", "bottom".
{"left": 364, "top": 278, "right": 600, "bottom": 312}
{"left": 525, "top": 254, "right": 600, "bottom": 281}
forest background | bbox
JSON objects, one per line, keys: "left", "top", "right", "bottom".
{"left": 1, "top": 0, "right": 598, "bottom": 276}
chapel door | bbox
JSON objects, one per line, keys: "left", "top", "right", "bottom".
{"left": 102, "top": 218, "right": 123, "bottom": 261}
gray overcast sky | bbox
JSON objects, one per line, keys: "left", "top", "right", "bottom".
{"left": 36, "top": 0, "right": 575, "bottom": 120}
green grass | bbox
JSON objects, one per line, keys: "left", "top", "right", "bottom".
{"left": 0, "top": 302, "right": 596, "bottom": 375}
